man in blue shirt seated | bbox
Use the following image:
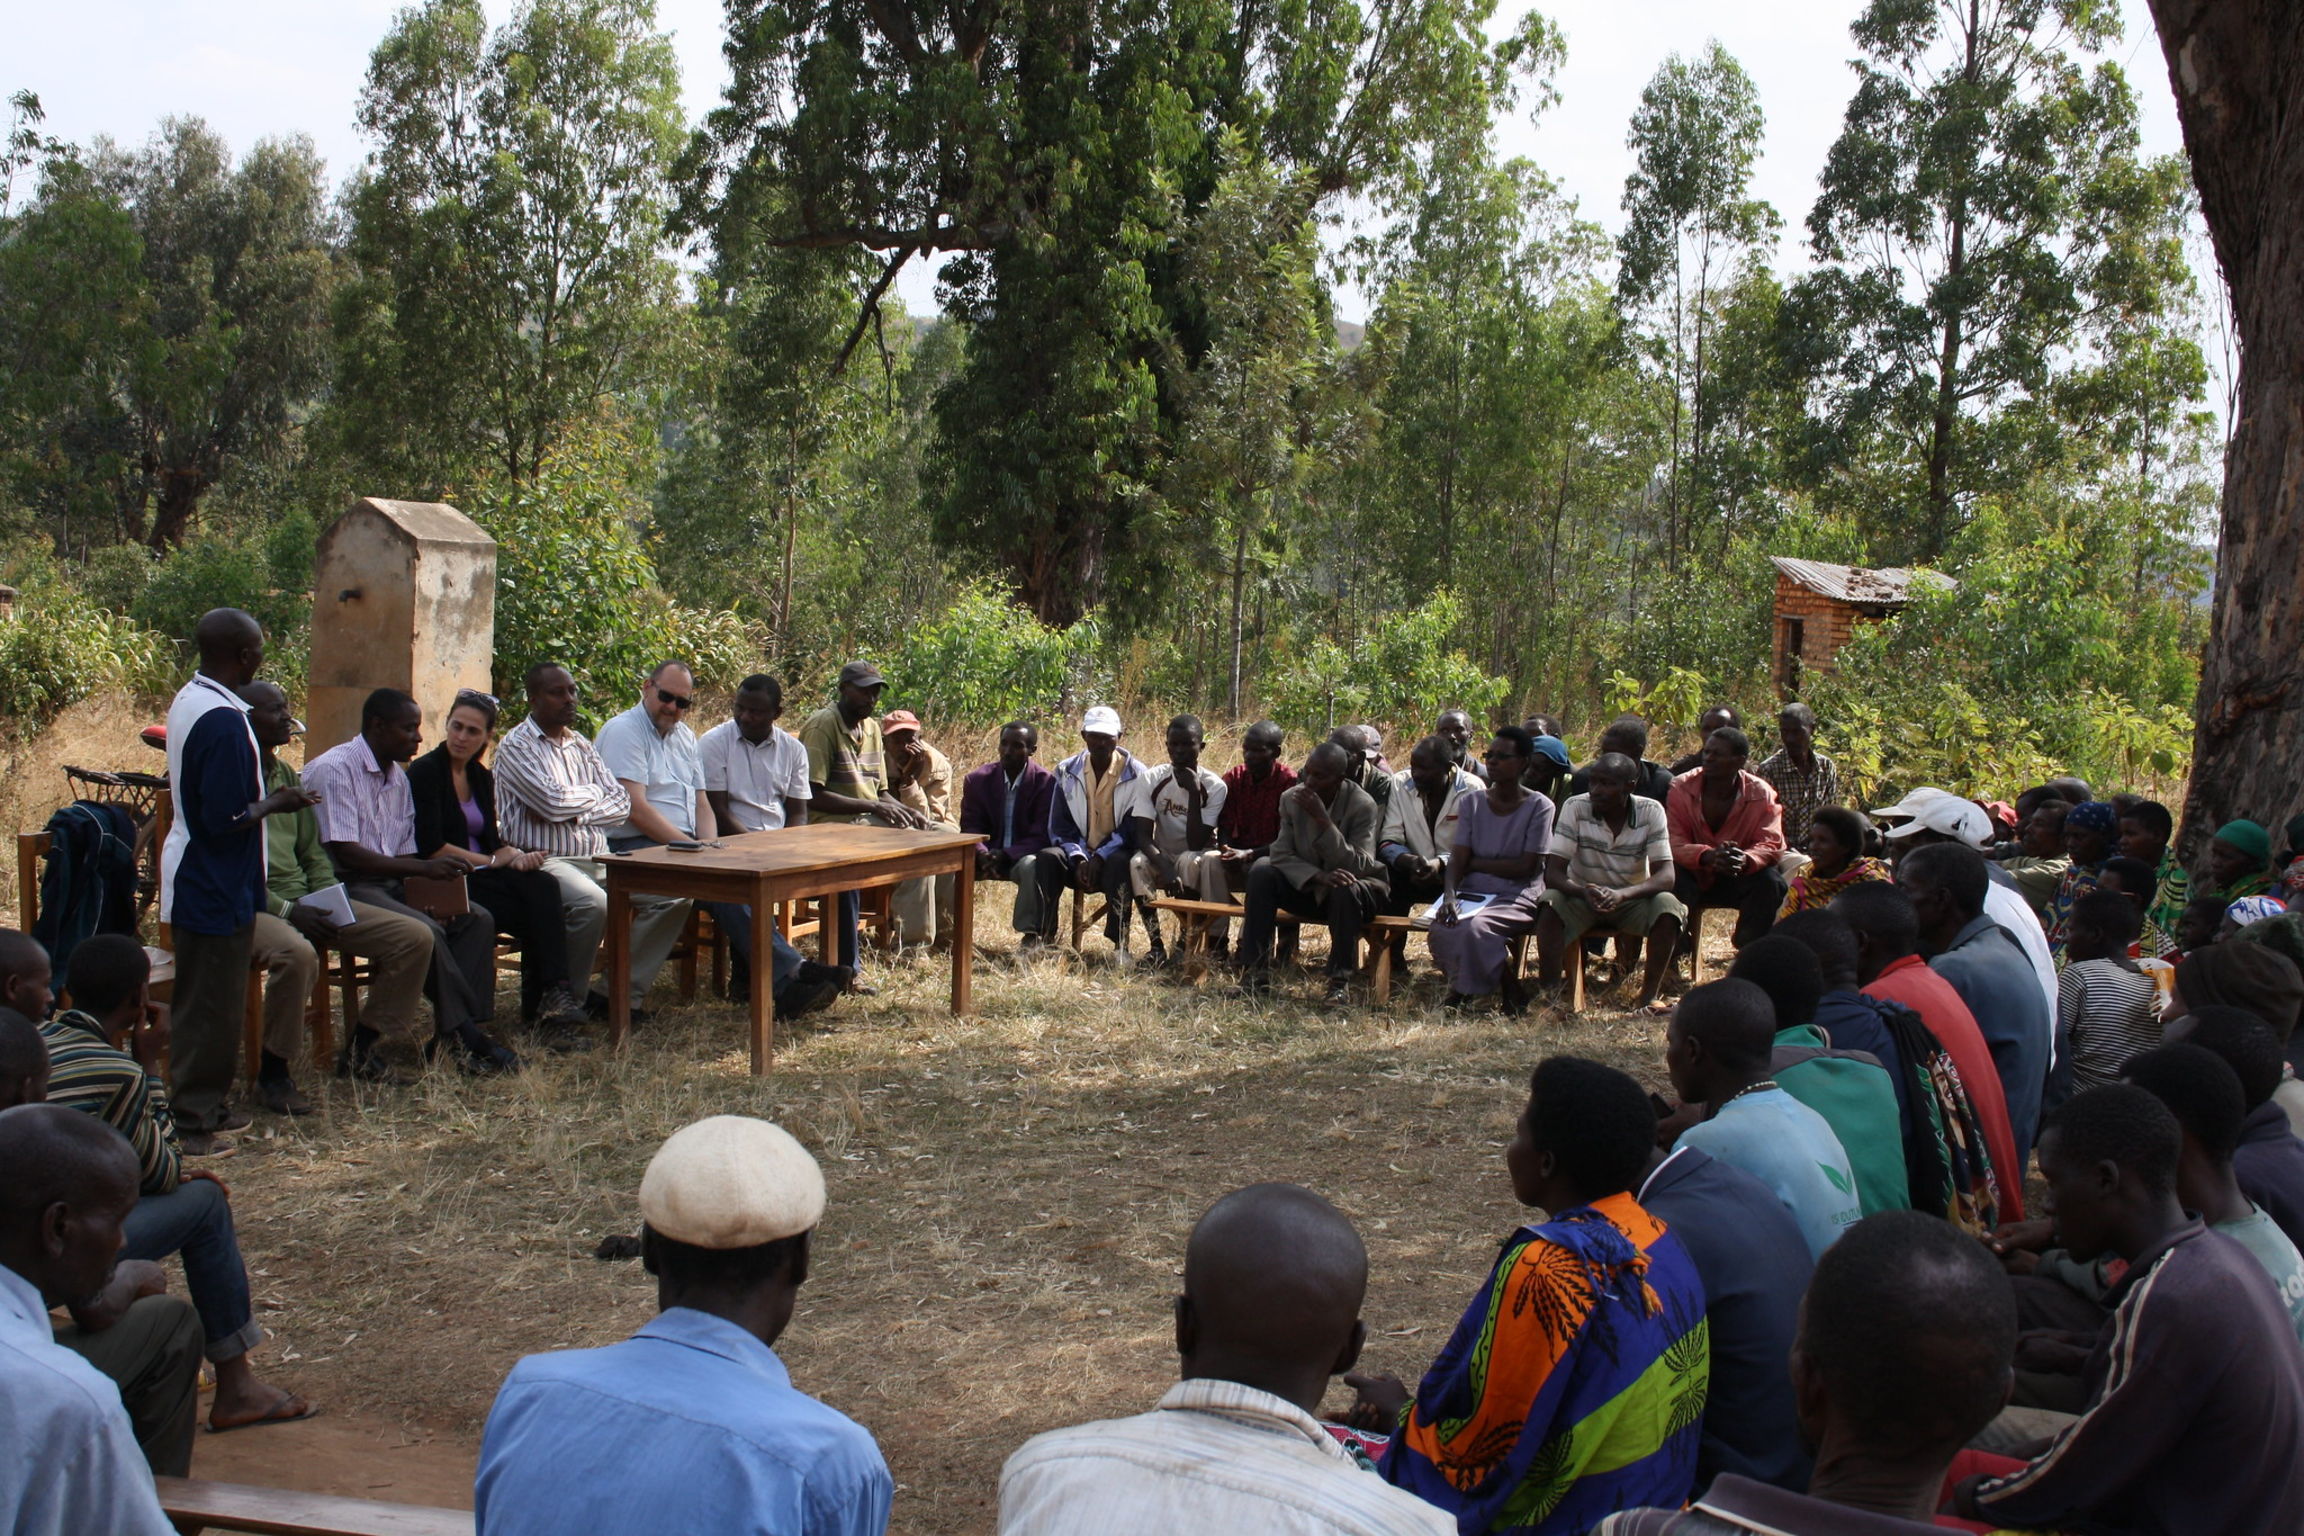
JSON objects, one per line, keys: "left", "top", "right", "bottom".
{"left": 475, "top": 1115, "right": 892, "bottom": 1536}
{"left": 0, "top": 1103, "right": 177, "bottom": 1536}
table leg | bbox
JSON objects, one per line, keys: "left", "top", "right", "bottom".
{"left": 951, "top": 852, "right": 974, "bottom": 1016}
{"left": 606, "top": 881, "right": 632, "bottom": 1053}
{"left": 750, "top": 899, "right": 776, "bottom": 1075}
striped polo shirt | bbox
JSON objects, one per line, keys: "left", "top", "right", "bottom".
{"left": 38, "top": 1011, "right": 183, "bottom": 1196}
{"left": 1550, "top": 793, "right": 1673, "bottom": 888}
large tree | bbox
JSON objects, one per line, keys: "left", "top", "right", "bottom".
{"left": 332, "top": 0, "right": 686, "bottom": 494}
{"left": 2146, "top": 0, "right": 2304, "bottom": 848}
{"left": 0, "top": 118, "right": 338, "bottom": 550}
{"left": 1793, "top": 0, "right": 2196, "bottom": 561}
{"left": 1616, "top": 41, "right": 1776, "bottom": 571}
{"left": 682, "top": 0, "right": 1554, "bottom": 624}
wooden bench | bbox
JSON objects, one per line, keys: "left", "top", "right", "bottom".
{"left": 1147, "top": 898, "right": 1419, "bottom": 1002}
{"left": 157, "top": 1475, "right": 473, "bottom": 1535}
{"left": 1558, "top": 904, "right": 1730, "bottom": 1013}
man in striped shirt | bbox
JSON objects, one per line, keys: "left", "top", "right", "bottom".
{"left": 1535, "top": 754, "right": 1686, "bottom": 1007}
{"left": 0, "top": 931, "right": 312, "bottom": 1433}
{"left": 493, "top": 663, "right": 687, "bottom": 1018}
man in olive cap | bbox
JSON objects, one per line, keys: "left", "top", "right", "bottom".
{"left": 477, "top": 1115, "right": 892, "bottom": 1534}
{"left": 800, "top": 661, "right": 928, "bottom": 990}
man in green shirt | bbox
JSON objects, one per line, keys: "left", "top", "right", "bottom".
{"left": 1730, "top": 934, "right": 1911, "bottom": 1218}
{"left": 240, "top": 682, "right": 432, "bottom": 1113}
{"left": 797, "top": 661, "right": 928, "bottom": 986}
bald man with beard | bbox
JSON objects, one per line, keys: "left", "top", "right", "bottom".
{"left": 0, "top": 1104, "right": 177, "bottom": 1534}
{"left": 998, "top": 1184, "right": 1451, "bottom": 1536}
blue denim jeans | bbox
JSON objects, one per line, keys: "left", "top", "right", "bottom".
{"left": 122, "top": 1178, "right": 260, "bottom": 1362}
{"left": 702, "top": 901, "right": 806, "bottom": 995}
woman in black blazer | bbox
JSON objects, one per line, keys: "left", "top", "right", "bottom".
{"left": 410, "top": 689, "right": 588, "bottom": 1040}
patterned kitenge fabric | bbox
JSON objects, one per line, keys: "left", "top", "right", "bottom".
{"left": 2146, "top": 850, "right": 2191, "bottom": 953}
{"left": 2047, "top": 861, "right": 2105, "bottom": 957}
{"left": 1379, "top": 1191, "right": 1709, "bottom": 1536}
{"left": 1775, "top": 856, "right": 1893, "bottom": 923}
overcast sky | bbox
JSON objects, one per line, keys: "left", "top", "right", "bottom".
{"left": 13, "top": 0, "right": 2198, "bottom": 322}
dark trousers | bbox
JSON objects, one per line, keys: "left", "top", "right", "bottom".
{"left": 1071, "top": 851, "right": 1135, "bottom": 943}
{"left": 469, "top": 865, "right": 571, "bottom": 1015}
{"left": 1240, "top": 860, "right": 1376, "bottom": 975}
{"left": 52, "top": 1293, "right": 203, "bottom": 1475}
{"left": 346, "top": 881, "right": 496, "bottom": 1030}
{"left": 1382, "top": 867, "right": 1447, "bottom": 918}
{"left": 703, "top": 900, "right": 807, "bottom": 996}
{"left": 122, "top": 1178, "right": 259, "bottom": 1362}
{"left": 168, "top": 922, "right": 254, "bottom": 1131}
{"left": 1674, "top": 863, "right": 1790, "bottom": 948}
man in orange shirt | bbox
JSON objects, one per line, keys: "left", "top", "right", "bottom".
{"left": 1666, "top": 727, "right": 1789, "bottom": 952}
{"left": 1837, "top": 882, "right": 2025, "bottom": 1218}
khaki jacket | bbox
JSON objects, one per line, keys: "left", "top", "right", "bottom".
{"left": 1269, "top": 779, "right": 1389, "bottom": 894}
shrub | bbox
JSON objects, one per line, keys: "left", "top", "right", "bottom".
{"left": 883, "top": 580, "right": 1099, "bottom": 727}
{"left": 0, "top": 588, "right": 171, "bottom": 722}
{"left": 1265, "top": 590, "right": 1507, "bottom": 739}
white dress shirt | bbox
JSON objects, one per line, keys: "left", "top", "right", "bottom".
{"left": 998, "top": 1377, "right": 1453, "bottom": 1536}
{"left": 0, "top": 1262, "right": 175, "bottom": 1536}
{"left": 699, "top": 721, "right": 813, "bottom": 833}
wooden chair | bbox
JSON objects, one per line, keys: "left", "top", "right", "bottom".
{"left": 1685, "top": 903, "right": 1733, "bottom": 986}
{"left": 156, "top": 1475, "right": 472, "bottom": 1535}
{"left": 1068, "top": 887, "right": 1111, "bottom": 953}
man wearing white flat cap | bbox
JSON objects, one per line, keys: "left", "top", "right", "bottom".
{"left": 475, "top": 1116, "right": 892, "bottom": 1535}
{"left": 1872, "top": 789, "right": 2057, "bottom": 1017}
{"left": 1049, "top": 706, "right": 1145, "bottom": 960}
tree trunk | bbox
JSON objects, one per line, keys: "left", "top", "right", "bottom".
{"left": 2148, "top": 0, "right": 2304, "bottom": 857}
{"left": 1228, "top": 520, "right": 1249, "bottom": 720}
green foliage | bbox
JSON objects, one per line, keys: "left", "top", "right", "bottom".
{"left": 474, "top": 419, "right": 764, "bottom": 731}
{"left": 332, "top": 0, "right": 687, "bottom": 493}
{"left": 1265, "top": 591, "right": 1506, "bottom": 738}
{"left": 883, "top": 581, "right": 1099, "bottom": 727}
{"left": 0, "top": 589, "right": 170, "bottom": 721}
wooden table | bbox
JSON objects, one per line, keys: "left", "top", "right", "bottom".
{"left": 599, "top": 824, "right": 981, "bottom": 1072}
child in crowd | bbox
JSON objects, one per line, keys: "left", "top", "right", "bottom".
{"left": 2176, "top": 895, "right": 2228, "bottom": 957}
{"left": 2059, "top": 890, "right": 2161, "bottom": 1096}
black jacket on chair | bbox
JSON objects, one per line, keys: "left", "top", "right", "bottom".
{"left": 408, "top": 745, "right": 502, "bottom": 857}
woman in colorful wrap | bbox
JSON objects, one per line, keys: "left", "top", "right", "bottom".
{"left": 1775, "top": 806, "right": 1891, "bottom": 922}
{"left": 1345, "top": 1056, "right": 1710, "bottom": 1535}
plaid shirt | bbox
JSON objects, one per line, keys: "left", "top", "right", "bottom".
{"left": 1754, "top": 749, "right": 1838, "bottom": 851}
{"left": 492, "top": 716, "right": 634, "bottom": 860}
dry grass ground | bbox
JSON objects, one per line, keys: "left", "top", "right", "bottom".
{"left": 201, "top": 913, "right": 1693, "bottom": 1533}
{"left": 6, "top": 700, "right": 1711, "bottom": 1529}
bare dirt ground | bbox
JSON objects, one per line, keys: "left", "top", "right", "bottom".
{"left": 9, "top": 701, "right": 1700, "bottom": 1530}
{"left": 170, "top": 918, "right": 1686, "bottom": 1531}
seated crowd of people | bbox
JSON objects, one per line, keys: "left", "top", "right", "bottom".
{"left": 6, "top": 604, "right": 2304, "bottom": 1533}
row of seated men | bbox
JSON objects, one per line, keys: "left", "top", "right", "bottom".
{"left": 7, "top": 920, "right": 2304, "bottom": 1533}
{"left": 149, "top": 609, "right": 976, "bottom": 1146}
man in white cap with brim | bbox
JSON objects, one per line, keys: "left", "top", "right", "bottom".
{"left": 1872, "top": 789, "right": 2057, "bottom": 1018}
{"left": 1049, "top": 706, "right": 1145, "bottom": 961}
{"left": 475, "top": 1116, "right": 892, "bottom": 1535}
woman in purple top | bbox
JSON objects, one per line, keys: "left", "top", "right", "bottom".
{"left": 1427, "top": 727, "right": 1556, "bottom": 1007}
{"left": 408, "top": 690, "right": 588, "bottom": 1037}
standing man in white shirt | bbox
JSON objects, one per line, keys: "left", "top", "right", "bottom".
{"left": 0, "top": 1105, "right": 179, "bottom": 1536}
{"left": 493, "top": 663, "right": 685, "bottom": 1022}
{"left": 694, "top": 674, "right": 846, "bottom": 1020}
{"left": 998, "top": 1181, "right": 1452, "bottom": 1536}
{"left": 1126, "top": 715, "right": 1228, "bottom": 968}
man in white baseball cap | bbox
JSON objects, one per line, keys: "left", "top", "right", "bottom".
{"left": 1049, "top": 707, "right": 1145, "bottom": 961}
{"left": 476, "top": 1116, "right": 892, "bottom": 1534}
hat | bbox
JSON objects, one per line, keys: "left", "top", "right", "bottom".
{"left": 1081, "top": 705, "right": 1123, "bottom": 737}
{"left": 638, "top": 1116, "right": 825, "bottom": 1249}
{"left": 2213, "top": 818, "right": 2272, "bottom": 865}
{"left": 2226, "top": 896, "right": 2290, "bottom": 929}
{"left": 1983, "top": 800, "right": 2017, "bottom": 831}
{"left": 2176, "top": 940, "right": 2303, "bottom": 1041}
{"left": 837, "top": 660, "right": 886, "bottom": 690}
{"left": 1877, "top": 788, "right": 1992, "bottom": 848}
{"left": 2066, "top": 801, "right": 2119, "bottom": 835}
{"left": 880, "top": 709, "right": 922, "bottom": 739}
{"left": 1531, "top": 734, "right": 1572, "bottom": 771}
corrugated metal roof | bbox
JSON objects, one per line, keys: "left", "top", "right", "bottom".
{"left": 1769, "top": 556, "right": 1954, "bottom": 605}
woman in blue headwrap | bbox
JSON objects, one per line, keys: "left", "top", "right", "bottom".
{"left": 2047, "top": 801, "right": 2119, "bottom": 957}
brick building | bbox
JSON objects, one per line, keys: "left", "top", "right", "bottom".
{"left": 1770, "top": 557, "right": 1953, "bottom": 697}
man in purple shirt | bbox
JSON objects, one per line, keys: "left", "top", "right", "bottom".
{"left": 958, "top": 722, "right": 1062, "bottom": 949}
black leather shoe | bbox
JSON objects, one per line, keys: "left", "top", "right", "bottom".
{"left": 773, "top": 971, "right": 844, "bottom": 1021}
{"left": 427, "top": 1026, "right": 522, "bottom": 1076}
{"left": 337, "top": 1044, "right": 413, "bottom": 1087}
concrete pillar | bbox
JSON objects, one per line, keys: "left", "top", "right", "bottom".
{"left": 307, "top": 499, "right": 496, "bottom": 758}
